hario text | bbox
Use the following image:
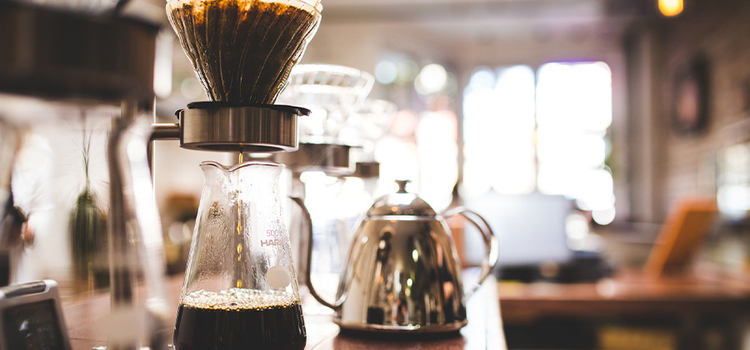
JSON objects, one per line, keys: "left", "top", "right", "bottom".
{"left": 261, "top": 239, "right": 282, "bottom": 247}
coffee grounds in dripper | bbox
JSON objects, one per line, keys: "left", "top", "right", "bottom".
{"left": 167, "top": 0, "right": 321, "bottom": 104}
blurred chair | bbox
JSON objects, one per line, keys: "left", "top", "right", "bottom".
{"left": 644, "top": 197, "right": 719, "bottom": 278}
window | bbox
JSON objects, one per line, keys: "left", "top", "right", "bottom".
{"left": 463, "top": 65, "right": 537, "bottom": 197}
{"left": 463, "top": 61, "right": 615, "bottom": 224}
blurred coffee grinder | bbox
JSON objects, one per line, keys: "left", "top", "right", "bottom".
{"left": 0, "top": 1, "right": 172, "bottom": 349}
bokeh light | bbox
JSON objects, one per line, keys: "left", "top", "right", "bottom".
{"left": 658, "top": 0, "right": 684, "bottom": 17}
{"left": 415, "top": 63, "right": 448, "bottom": 95}
{"left": 374, "top": 59, "right": 398, "bottom": 85}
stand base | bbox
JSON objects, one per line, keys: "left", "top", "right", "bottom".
{"left": 176, "top": 102, "right": 310, "bottom": 153}
{"left": 271, "top": 142, "right": 352, "bottom": 176}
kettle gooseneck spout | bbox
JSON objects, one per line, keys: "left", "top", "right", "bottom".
{"left": 291, "top": 196, "right": 347, "bottom": 310}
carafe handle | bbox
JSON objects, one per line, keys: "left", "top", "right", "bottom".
{"left": 289, "top": 196, "right": 344, "bottom": 310}
{"left": 443, "top": 207, "right": 499, "bottom": 300}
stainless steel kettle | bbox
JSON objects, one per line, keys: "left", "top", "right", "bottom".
{"left": 302, "top": 180, "right": 498, "bottom": 334}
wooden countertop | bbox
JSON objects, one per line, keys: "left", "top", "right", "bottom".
{"left": 498, "top": 268, "right": 750, "bottom": 321}
{"left": 62, "top": 275, "right": 506, "bottom": 350}
{"left": 61, "top": 267, "right": 750, "bottom": 348}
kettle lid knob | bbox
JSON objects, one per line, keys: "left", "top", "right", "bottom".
{"left": 395, "top": 180, "right": 410, "bottom": 193}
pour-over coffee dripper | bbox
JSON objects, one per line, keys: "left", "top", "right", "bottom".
{"left": 155, "top": 1, "right": 324, "bottom": 349}
{"left": 157, "top": 0, "right": 323, "bottom": 154}
{"left": 167, "top": 0, "right": 323, "bottom": 105}
{"left": 277, "top": 64, "right": 375, "bottom": 144}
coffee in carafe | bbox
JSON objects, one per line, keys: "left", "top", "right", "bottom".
{"left": 173, "top": 289, "right": 305, "bottom": 350}
{"left": 172, "top": 162, "right": 305, "bottom": 350}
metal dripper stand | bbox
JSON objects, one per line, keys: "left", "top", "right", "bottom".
{"left": 269, "top": 141, "right": 353, "bottom": 293}
{"left": 0, "top": 2, "right": 170, "bottom": 350}
{"left": 251, "top": 64, "right": 380, "bottom": 297}
{"left": 151, "top": 102, "right": 309, "bottom": 154}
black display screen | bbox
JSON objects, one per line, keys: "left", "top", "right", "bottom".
{"left": 3, "top": 299, "right": 65, "bottom": 350}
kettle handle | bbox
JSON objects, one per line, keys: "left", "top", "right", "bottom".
{"left": 443, "top": 207, "right": 499, "bottom": 300}
{"left": 289, "top": 196, "right": 344, "bottom": 309}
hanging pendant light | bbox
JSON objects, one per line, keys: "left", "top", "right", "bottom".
{"left": 658, "top": 0, "right": 684, "bottom": 17}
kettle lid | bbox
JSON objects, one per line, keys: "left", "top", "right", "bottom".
{"left": 367, "top": 180, "right": 437, "bottom": 217}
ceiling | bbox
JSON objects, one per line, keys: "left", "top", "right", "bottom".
{"left": 132, "top": 0, "right": 651, "bottom": 51}
{"left": 316, "top": 0, "right": 649, "bottom": 46}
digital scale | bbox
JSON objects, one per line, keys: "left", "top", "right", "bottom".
{"left": 0, "top": 280, "right": 71, "bottom": 350}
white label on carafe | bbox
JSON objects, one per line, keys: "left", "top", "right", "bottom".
{"left": 260, "top": 229, "right": 282, "bottom": 247}
{"left": 267, "top": 265, "right": 291, "bottom": 289}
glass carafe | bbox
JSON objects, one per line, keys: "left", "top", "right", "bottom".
{"left": 173, "top": 161, "right": 305, "bottom": 350}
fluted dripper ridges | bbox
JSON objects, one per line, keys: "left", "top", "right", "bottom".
{"left": 167, "top": 0, "right": 321, "bottom": 104}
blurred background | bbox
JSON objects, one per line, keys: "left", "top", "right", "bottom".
{"left": 5, "top": 0, "right": 749, "bottom": 348}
